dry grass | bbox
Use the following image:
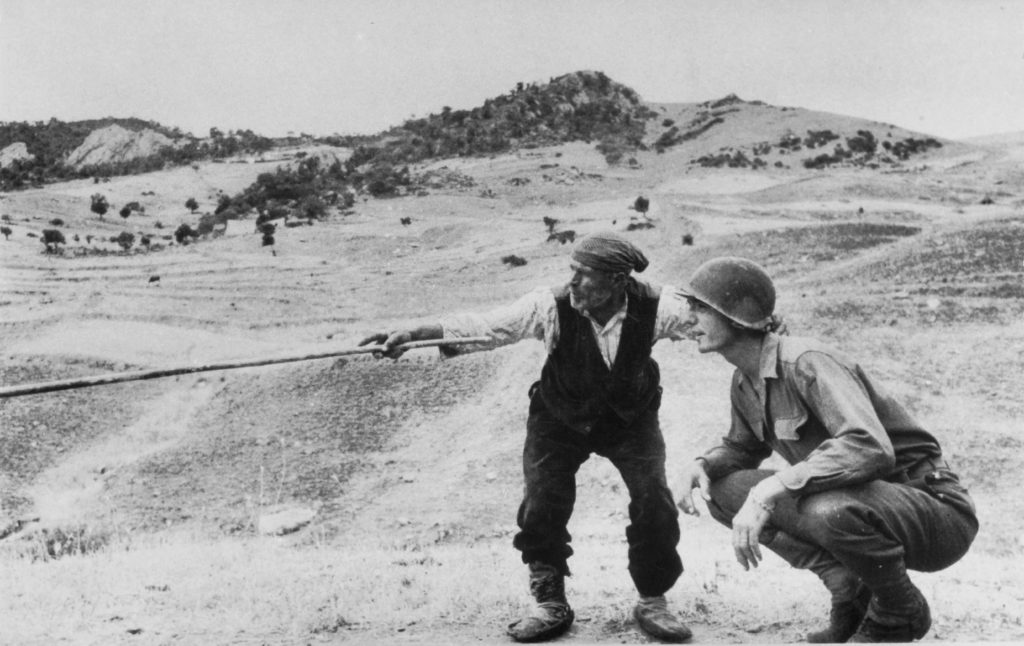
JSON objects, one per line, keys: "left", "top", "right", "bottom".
{"left": 3, "top": 132, "right": 1024, "bottom": 643}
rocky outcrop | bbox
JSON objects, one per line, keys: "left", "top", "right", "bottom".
{"left": 0, "top": 142, "right": 35, "bottom": 169}
{"left": 65, "top": 124, "right": 175, "bottom": 168}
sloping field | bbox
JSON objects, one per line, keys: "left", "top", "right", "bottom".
{"left": 1, "top": 139, "right": 1023, "bottom": 644}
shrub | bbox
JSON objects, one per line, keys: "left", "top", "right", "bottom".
{"left": 804, "top": 129, "right": 839, "bottom": 149}
{"left": 682, "top": 233, "right": 694, "bottom": 246}
{"left": 90, "top": 193, "right": 109, "bottom": 218}
{"left": 626, "top": 221, "right": 655, "bottom": 231}
{"left": 41, "top": 228, "right": 65, "bottom": 252}
{"left": 633, "top": 196, "right": 649, "bottom": 217}
{"left": 654, "top": 126, "right": 682, "bottom": 153}
{"left": 846, "top": 130, "right": 878, "bottom": 155}
{"left": 501, "top": 254, "right": 527, "bottom": 267}
{"left": 174, "top": 223, "right": 198, "bottom": 244}
{"left": 49, "top": 218, "right": 64, "bottom": 226}
{"left": 214, "top": 194, "right": 233, "bottom": 215}
{"left": 115, "top": 231, "right": 135, "bottom": 251}
{"left": 297, "top": 195, "right": 328, "bottom": 220}
{"left": 196, "top": 212, "right": 226, "bottom": 236}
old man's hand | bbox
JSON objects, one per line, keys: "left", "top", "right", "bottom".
{"left": 358, "top": 330, "right": 413, "bottom": 359}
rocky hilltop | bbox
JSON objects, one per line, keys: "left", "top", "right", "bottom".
{"left": 0, "top": 142, "right": 34, "bottom": 169}
{"left": 64, "top": 124, "right": 176, "bottom": 168}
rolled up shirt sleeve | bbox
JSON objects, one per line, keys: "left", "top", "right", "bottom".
{"left": 655, "top": 285, "right": 698, "bottom": 341}
{"left": 773, "top": 352, "right": 896, "bottom": 493}
{"left": 438, "top": 286, "right": 556, "bottom": 354}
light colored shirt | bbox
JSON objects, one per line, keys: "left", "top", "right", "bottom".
{"left": 439, "top": 281, "right": 696, "bottom": 366}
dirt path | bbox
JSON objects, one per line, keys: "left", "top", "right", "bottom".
{"left": 25, "top": 379, "right": 220, "bottom": 526}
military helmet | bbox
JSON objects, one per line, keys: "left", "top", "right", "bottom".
{"left": 680, "top": 257, "right": 776, "bottom": 330}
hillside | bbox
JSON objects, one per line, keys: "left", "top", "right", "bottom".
{"left": 1, "top": 80, "right": 1023, "bottom": 643}
{"left": 0, "top": 117, "right": 274, "bottom": 190}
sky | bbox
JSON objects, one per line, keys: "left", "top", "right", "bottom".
{"left": 2, "top": 0, "right": 1024, "bottom": 140}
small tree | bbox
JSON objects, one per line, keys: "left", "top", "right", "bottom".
{"left": 115, "top": 231, "right": 135, "bottom": 252}
{"left": 543, "top": 216, "right": 559, "bottom": 233}
{"left": 90, "top": 193, "right": 109, "bottom": 219}
{"left": 260, "top": 222, "right": 276, "bottom": 248}
{"left": 174, "top": 223, "right": 198, "bottom": 245}
{"left": 42, "top": 228, "right": 65, "bottom": 253}
{"left": 633, "top": 196, "right": 650, "bottom": 218}
{"left": 214, "top": 194, "right": 233, "bottom": 215}
{"left": 120, "top": 206, "right": 132, "bottom": 220}
{"left": 1, "top": 226, "right": 12, "bottom": 240}
{"left": 185, "top": 197, "right": 199, "bottom": 213}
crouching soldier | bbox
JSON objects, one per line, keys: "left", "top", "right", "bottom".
{"left": 675, "top": 257, "right": 978, "bottom": 643}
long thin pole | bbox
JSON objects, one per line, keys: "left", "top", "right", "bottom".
{"left": 0, "top": 337, "right": 491, "bottom": 399}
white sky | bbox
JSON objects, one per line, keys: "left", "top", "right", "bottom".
{"left": 2, "top": 0, "right": 1023, "bottom": 140}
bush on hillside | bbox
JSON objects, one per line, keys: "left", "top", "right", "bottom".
{"left": 41, "top": 228, "right": 65, "bottom": 252}
{"left": 804, "top": 130, "right": 840, "bottom": 149}
{"left": 846, "top": 130, "right": 878, "bottom": 155}
{"left": 115, "top": 231, "right": 135, "bottom": 251}
{"left": 174, "top": 223, "right": 198, "bottom": 245}
{"left": 90, "top": 193, "right": 109, "bottom": 218}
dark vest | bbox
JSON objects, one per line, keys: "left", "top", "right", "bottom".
{"left": 537, "top": 278, "right": 661, "bottom": 434}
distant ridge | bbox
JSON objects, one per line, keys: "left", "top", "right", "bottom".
{"left": 1, "top": 70, "right": 962, "bottom": 192}
{"left": 351, "top": 70, "right": 655, "bottom": 165}
{"left": 0, "top": 117, "right": 273, "bottom": 189}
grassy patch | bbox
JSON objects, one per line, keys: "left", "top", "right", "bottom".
{"left": 857, "top": 219, "right": 1024, "bottom": 284}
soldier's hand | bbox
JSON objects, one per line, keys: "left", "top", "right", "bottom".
{"left": 731, "top": 495, "right": 772, "bottom": 571}
{"left": 358, "top": 330, "right": 413, "bottom": 359}
{"left": 676, "top": 459, "right": 711, "bottom": 517}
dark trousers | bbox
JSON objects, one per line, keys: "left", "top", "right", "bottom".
{"left": 706, "top": 467, "right": 978, "bottom": 591}
{"left": 512, "top": 395, "right": 683, "bottom": 597}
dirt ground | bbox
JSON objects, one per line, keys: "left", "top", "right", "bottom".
{"left": 1, "top": 137, "right": 1023, "bottom": 643}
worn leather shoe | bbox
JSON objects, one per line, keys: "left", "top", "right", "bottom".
{"left": 634, "top": 595, "right": 692, "bottom": 643}
{"left": 848, "top": 594, "right": 931, "bottom": 642}
{"left": 507, "top": 602, "right": 574, "bottom": 642}
{"left": 807, "top": 584, "right": 872, "bottom": 643}
{"left": 507, "top": 562, "right": 574, "bottom": 642}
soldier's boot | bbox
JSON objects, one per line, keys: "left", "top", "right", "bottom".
{"left": 806, "top": 580, "right": 872, "bottom": 643}
{"left": 848, "top": 566, "right": 931, "bottom": 643}
{"left": 764, "top": 531, "right": 871, "bottom": 643}
{"left": 633, "top": 595, "right": 693, "bottom": 643}
{"left": 506, "top": 562, "right": 574, "bottom": 643}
